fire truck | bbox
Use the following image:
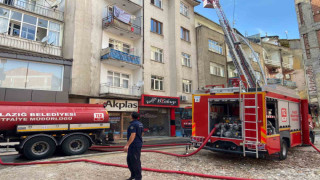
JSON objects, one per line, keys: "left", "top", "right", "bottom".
{"left": 192, "top": 86, "right": 315, "bottom": 160}
{"left": 181, "top": 106, "right": 192, "bottom": 137}
{"left": 0, "top": 101, "right": 109, "bottom": 160}
{"left": 191, "top": 0, "right": 315, "bottom": 159}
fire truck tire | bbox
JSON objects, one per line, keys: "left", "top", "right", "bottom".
{"left": 310, "top": 132, "right": 315, "bottom": 145}
{"left": 279, "top": 140, "right": 288, "bottom": 160}
{"left": 23, "top": 136, "right": 56, "bottom": 160}
{"left": 61, "top": 135, "right": 89, "bottom": 156}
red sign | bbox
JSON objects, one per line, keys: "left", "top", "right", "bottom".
{"left": 281, "top": 108, "right": 287, "bottom": 122}
{"left": 140, "top": 95, "right": 180, "bottom": 108}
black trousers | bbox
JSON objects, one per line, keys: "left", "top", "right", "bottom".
{"left": 127, "top": 146, "right": 142, "bottom": 180}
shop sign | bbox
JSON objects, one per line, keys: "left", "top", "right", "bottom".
{"left": 141, "top": 95, "right": 179, "bottom": 108}
{"left": 90, "top": 99, "right": 138, "bottom": 112}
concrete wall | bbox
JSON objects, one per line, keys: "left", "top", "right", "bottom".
{"left": 63, "top": 0, "right": 104, "bottom": 97}
{"left": 295, "top": 0, "right": 320, "bottom": 105}
{"left": 143, "top": 0, "right": 199, "bottom": 107}
{"left": 196, "top": 25, "right": 227, "bottom": 88}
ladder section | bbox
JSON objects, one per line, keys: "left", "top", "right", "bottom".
{"left": 204, "top": 0, "right": 261, "bottom": 89}
{"left": 241, "top": 91, "right": 259, "bottom": 158}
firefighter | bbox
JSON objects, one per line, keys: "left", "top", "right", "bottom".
{"left": 124, "top": 112, "right": 144, "bottom": 180}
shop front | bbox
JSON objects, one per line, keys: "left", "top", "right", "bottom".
{"left": 90, "top": 98, "right": 139, "bottom": 139}
{"left": 139, "top": 94, "right": 180, "bottom": 137}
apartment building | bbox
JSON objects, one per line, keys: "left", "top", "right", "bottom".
{"left": 63, "top": 0, "right": 143, "bottom": 139}
{"left": 195, "top": 12, "right": 228, "bottom": 89}
{"left": 295, "top": 0, "right": 320, "bottom": 121}
{"left": 0, "top": 0, "right": 71, "bottom": 102}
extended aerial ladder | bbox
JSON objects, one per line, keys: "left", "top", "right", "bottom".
{"left": 203, "top": 0, "right": 268, "bottom": 158}
{"left": 203, "top": 0, "right": 267, "bottom": 89}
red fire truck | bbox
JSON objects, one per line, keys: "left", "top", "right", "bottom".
{"left": 0, "top": 101, "right": 109, "bottom": 160}
{"left": 181, "top": 106, "right": 192, "bottom": 137}
{"left": 191, "top": 86, "right": 315, "bottom": 160}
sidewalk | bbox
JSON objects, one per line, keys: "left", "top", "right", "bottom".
{"left": 109, "top": 136, "right": 190, "bottom": 146}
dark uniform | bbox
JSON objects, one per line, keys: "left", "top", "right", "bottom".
{"left": 127, "top": 119, "right": 144, "bottom": 180}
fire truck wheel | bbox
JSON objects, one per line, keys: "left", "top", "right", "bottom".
{"left": 61, "top": 135, "right": 89, "bottom": 156}
{"left": 310, "top": 132, "right": 315, "bottom": 145}
{"left": 279, "top": 140, "right": 288, "bottom": 160}
{"left": 23, "top": 136, "right": 56, "bottom": 160}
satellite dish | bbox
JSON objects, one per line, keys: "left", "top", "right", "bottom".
{"left": 41, "top": 36, "right": 49, "bottom": 43}
{"left": 46, "top": 0, "right": 62, "bottom": 9}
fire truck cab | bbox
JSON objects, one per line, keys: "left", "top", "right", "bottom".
{"left": 192, "top": 86, "right": 314, "bottom": 160}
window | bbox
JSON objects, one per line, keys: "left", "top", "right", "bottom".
{"left": 151, "top": 75, "right": 163, "bottom": 90}
{"left": 210, "top": 62, "right": 225, "bottom": 77}
{"left": 109, "top": 39, "right": 131, "bottom": 54}
{"left": 180, "top": 2, "right": 189, "bottom": 17}
{"left": 180, "top": 27, "right": 190, "bottom": 41}
{"left": 0, "top": 59, "right": 64, "bottom": 91}
{"left": 0, "top": 8, "right": 62, "bottom": 46}
{"left": 182, "top": 80, "right": 192, "bottom": 93}
{"left": 151, "top": 46, "right": 163, "bottom": 63}
{"left": 209, "top": 39, "right": 223, "bottom": 54}
{"left": 151, "top": 19, "right": 162, "bottom": 35}
{"left": 181, "top": 53, "right": 191, "bottom": 67}
{"left": 151, "top": 0, "right": 162, "bottom": 8}
{"left": 107, "top": 71, "right": 130, "bottom": 88}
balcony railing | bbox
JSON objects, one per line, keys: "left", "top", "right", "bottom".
{"left": 0, "top": 34, "right": 62, "bottom": 56}
{"left": 102, "top": 15, "right": 141, "bottom": 36}
{"left": 101, "top": 48, "right": 141, "bottom": 65}
{"left": 264, "top": 58, "right": 281, "bottom": 67}
{"left": 0, "top": 0, "right": 64, "bottom": 21}
{"left": 267, "top": 78, "right": 297, "bottom": 89}
{"left": 100, "top": 83, "right": 141, "bottom": 96}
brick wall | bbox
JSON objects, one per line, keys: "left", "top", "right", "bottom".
{"left": 311, "top": 0, "right": 320, "bottom": 22}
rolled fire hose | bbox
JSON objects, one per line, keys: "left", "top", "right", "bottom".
{"left": 0, "top": 128, "right": 262, "bottom": 180}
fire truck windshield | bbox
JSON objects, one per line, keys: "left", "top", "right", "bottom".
{"left": 182, "top": 108, "right": 192, "bottom": 120}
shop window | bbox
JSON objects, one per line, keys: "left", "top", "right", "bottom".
{"left": 180, "top": 27, "right": 190, "bottom": 41}
{"left": 151, "top": 46, "right": 163, "bottom": 63}
{"left": 107, "top": 71, "right": 130, "bottom": 88}
{"left": 182, "top": 80, "right": 192, "bottom": 93}
{"left": 140, "top": 108, "right": 170, "bottom": 136}
{"left": 0, "top": 59, "right": 64, "bottom": 91}
{"left": 181, "top": 53, "right": 191, "bottom": 67}
{"left": 151, "top": 75, "right": 163, "bottom": 91}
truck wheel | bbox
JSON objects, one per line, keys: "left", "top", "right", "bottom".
{"left": 23, "top": 136, "right": 56, "bottom": 160}
{"left": 61, "top": 135, "right": 89, "bottom": 156}
{"left": 310, "top": 132, "right": 315, "bottom": 145}
{"left": 279, "top": 140, "right": 288, "bottom": 160}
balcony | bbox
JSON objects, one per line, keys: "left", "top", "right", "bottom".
{"left": 0, "top": 34, "right": 61, "bottom": 56}
{"left": 267, "top": 78, "right": 297, "bottom": 89}
{"left": 0, "top": 0, "right": 64, "bottom": 21}
{"left": 105, "top": 0, "right": 142, "bottom": 14}
{"left": 102, "top": 16, "right": 141, "bottom": 40}
{"left": 101, "top": 48, "right": 141, "bottom": 70}
{"left": 100, "top": 83, "right": 141, "bottom": 97}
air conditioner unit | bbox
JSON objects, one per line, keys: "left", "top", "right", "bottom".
{"left": 180, "top": 95, "right": 188, "bottom": 101}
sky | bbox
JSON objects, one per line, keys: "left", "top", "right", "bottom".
{"left": 194, "top": 0, "right": 300, "bottom": 39}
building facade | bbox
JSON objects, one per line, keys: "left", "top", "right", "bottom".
{"left": 195, "top": 13, "right": 228, "bottom": 89}
{"left": 0, "top": 0, "right": 71, "bottom": 103}
{"left": 295, "top": 0, "right": 320, "bottom": 115}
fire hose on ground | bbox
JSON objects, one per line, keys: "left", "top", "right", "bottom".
{"left": 1, "top": 127, "right": 319, "bottom": 180}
